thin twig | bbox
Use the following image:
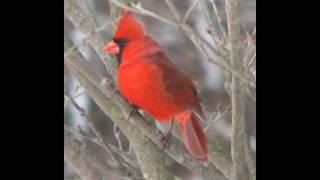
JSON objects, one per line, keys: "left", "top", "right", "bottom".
{"left": 164, "top": 0, "right": 181, "bottom": 22}
{"left": 64, "top": 130, "right": 105, "bottom": 180}
{"left": 113, "top": 124, "right": 123, "bottom": 151}
{"left": 248, "top": 52, "right": 256, "bottom": 69}
{"left": 246, "top": 86, "right": 256, "bottom": 103}
{"left": 73, "top": 90, "right": 86, "bottom": 99}
{"left": 183, "top": 0, "right": 200, "bottom": 23}
{"left": 65, "top": 130, "right": 142, "bottom": 180}
{"left": 204, "top": 110, "right": 229, "bottom": 132}
{"left": 199, "top": 0, "right": 226, "bottom": 48}
{"left": 65, "top": 124, "right": 140, "bottom": 169}
{"left": 64, "top": 124, "right": 101, "bottom": 145}
{"left": 64, "top": 16, "right": 119, "bottom": 58}
{"left": 64, "top": 92, "right": 121, "bottom": 167}
{"left": 210, "top": 0, "right": 228, "bottom": 41}
{"left": 251, "top": 27, "right": 256, "bottom": 40}
{"left": 164, "top": 0, "right": 254, "bottom": 90}
{"left": 64, "top": 0, "right": 118, "bottom": 83}
{"left": 168, "top": 0, "right": 255, "bottom": 89}
{"left": 111, "top": 0, "right": 177, "bottom": 26}
{"left": 244, "top": 141, "right": 256, "bottom": 180}
{"left": 108, "top": 144, "right": 139, "bottom": 169}
{"left": 241, "top": 21, "right": 255, "bottom": 48}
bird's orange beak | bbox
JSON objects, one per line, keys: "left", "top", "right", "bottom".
{"left": 103, "top": 41, "right": 120, "bottom": 54}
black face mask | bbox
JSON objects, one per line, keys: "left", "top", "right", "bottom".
{"left": 113, "top": 38, "right": 128, "bottom": 65}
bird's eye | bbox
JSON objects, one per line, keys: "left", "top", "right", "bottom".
{"left": 114, "top": 38, "right": 128, "bottom": 47}
{"left": 118, "top": 39, "right": 128, "bottom": 46}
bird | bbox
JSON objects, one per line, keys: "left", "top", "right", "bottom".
{"left": 103, "top": 10, "right": 208, "bottom": 161}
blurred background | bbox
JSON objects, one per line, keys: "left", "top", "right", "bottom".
{"left": 64, "top": 0, "right": 255, "bottom": 179}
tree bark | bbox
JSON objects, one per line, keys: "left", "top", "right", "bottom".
{"left": 225, "top": 0, "right": 251, "bottom": 179}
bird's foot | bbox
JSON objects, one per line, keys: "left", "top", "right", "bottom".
{"left": 161, "top": 131, "right": 172, "bottom": 150}
{"left": 128, "top": 104, "right": 138, "bottom": 121}
{"left": 160, "top": 120, "right": 174, "bottom": 150}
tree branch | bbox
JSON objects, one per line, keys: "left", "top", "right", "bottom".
{"left": 225, "top": 0, "right": 254, "bottom": 179}
{"left": 210, "top": 0, "right": 228, "bottom": 41}
{"left": 64, "top": 124, "right": 140, "bottom": 169}
{"left": 64, "top": 0, "right": 118, "bottom": 82}
{"left": 183, "top": 0, "right": 200, "bottom": 23}
{"left": 199, "top": 0, "right": 227, "bottom": 48}
{"left": 64, "top": 130, "right": 142, "bottom": 180}
{"left": 64, "top": 130, "right": 104, "bottom": 180}
{"left": 64, "top": 92, "right": 121, "bottom": 167}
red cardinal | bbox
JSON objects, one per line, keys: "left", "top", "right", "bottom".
{"left": 103, "top": 11, "right": 207, "bottom": 161}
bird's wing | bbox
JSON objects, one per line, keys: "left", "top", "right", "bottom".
{"left": 141, "top": 50, "right": 202, "bottom": 110}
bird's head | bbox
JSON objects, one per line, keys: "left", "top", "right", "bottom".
{"left": 103, "top": 10, "right": 144, "bottom": 55}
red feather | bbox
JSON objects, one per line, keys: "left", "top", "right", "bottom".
{"left": 114, "top": 11, "right": 144, "bottom": 41}
{"left": 104, "top": 11, "right": 208, "bottom": 161}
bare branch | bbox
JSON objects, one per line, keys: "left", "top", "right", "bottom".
{"left": 204, "top": 110, "right": 229, "bottom": 132}
{"left": 165, "top": 0, "right": 228, "bottom": 56}
{"left": 113, "top": 123, "right": 123, "bottom": 151}
{"left": 246, "top": 86, "right": 256, "bottom": 103}
{"left": 164, "top": 0, "right": 181, "bottom": 22}
{"left": 64, "top": 92, "right": 120, "bottom": 167}
{"left": 248, "top": 53, "right": 256, "bottom": 69}
{"left": 72, "top": 91, "right": 86, "bottom": 99}
{"left": 64, "top": 124, "right": 101, "bottom": 145}
{"left": 241, "top": 21, "right": 255, "bottom": 53}
{"left": 183, "top": 0, "right": 200, "bottom": 23}
{"left": 225, "top": 0, "right": 255, "bottom": 179}
{"left": 64, "top": 17, "right": 119, "bottom": 58}
{"left": 244, "top": 139, "right": 256, "bottom": 180}
{"left": 108, "top": 144, "right": 140, "bottom": 169}
{"left": 199, "top": 0, "right": 226, "bottom": 48}
{"left": 251, "top": 27, "right": 256, "bottom": 40}
{"left": 64, "top": 124, "right": 140, "bottom": 170}
{"left": 164, "top": 0, "right": 256, "bottom": 91}
{"left": 64, "top": 0, "right": 118, "bottom": 82}
{"left": 64, "top": 130, "right": 142, "bottom": 180}
{"left": 111, "top": 0, "right": 177, "bottom": 27}
{"left": 210, "top": 0, "right": 228, "bottom": 41}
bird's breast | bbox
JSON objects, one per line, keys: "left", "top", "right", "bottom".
{"left": 117, "top": 61, "right": 183, "bottom": 121}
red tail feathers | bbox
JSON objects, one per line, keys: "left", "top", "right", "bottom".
{"left": 176, "top": 112, "right": 208, "bottom": 162}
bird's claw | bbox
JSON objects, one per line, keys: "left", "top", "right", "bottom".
{"left": 161, "top": 132, "right": 172, "bottom": 150}
{"left": 160, "top": 120, "right": 174, "bottom": 150}
{"left": 128, "top": 105, "right": 138, "bottom": 121}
